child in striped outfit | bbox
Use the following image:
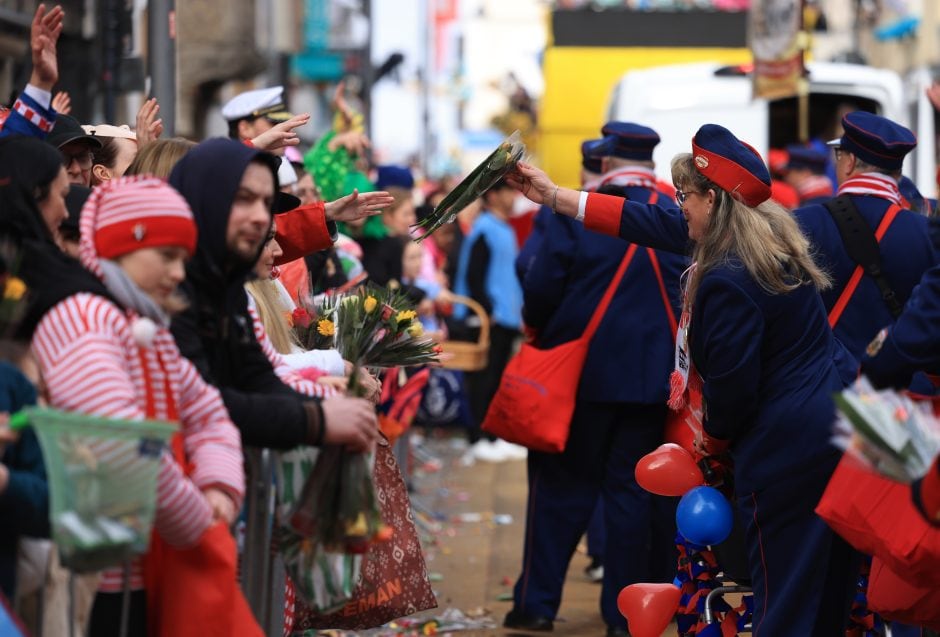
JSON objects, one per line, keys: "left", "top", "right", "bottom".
{"left": 29, "top": 177, "right": 246, "bottom": 636}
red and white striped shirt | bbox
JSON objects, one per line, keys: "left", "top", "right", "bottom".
{"left": 31, "top": 293, "right": 245, "bottom": 591}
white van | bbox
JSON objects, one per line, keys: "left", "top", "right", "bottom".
{"left": 606, "top": 61, "right": 937, "bottom": 195}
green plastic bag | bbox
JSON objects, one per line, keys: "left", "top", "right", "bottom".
{"left": 13, "top": 407, "right": 175, "bottom": 573}
{"left": 275, "top": 446, "right": 362, "bottom": 613}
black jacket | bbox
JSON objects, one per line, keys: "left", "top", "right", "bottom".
{"left": 169, "top": 138, "right": 321, "bottom": 449}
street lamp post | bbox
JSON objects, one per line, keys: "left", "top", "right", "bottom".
{"left": 148, "top": 0, "right": 176, "bottom": 136}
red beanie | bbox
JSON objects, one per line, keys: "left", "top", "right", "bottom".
{"left": 81, "top": 175, "right": 197, "bottom": 260}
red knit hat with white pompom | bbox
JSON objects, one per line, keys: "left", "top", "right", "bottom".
{"left": 81, "top": 175, "right": 197, "bottom": 262}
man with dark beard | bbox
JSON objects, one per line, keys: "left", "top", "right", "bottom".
{"left": 168, "top": 138, "right": 379, "bottom": 451}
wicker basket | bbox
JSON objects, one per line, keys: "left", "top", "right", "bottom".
{"left": 439, "top": 295, "right": 489, "bottom": 372}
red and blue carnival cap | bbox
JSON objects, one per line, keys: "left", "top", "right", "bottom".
{"left": 827, "top": 110, "right": 916, "bottom": 172}
{"left": 581, "top": 137, "right": 608, "bottom": 173}
{"left": 691, "top": 124, "right": 772, "bottom": 207}
{"left": 600, "top": 121, "right": 660, "bottom": 162}
{"left": 785, "top": 145, "right": 829, "bottom": 174}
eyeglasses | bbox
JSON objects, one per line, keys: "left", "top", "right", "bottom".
{"left": 833, "top": 147, "right": 845, "bottom": 161}
{"left": 61, "top": 150, "right": 94, "bottom": 169}
{"left": 675, "top": 190, "right": 696, "bottom": 206}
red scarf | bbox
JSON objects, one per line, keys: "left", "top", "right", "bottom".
{"left": 837, "top": 172, "right": 903, "bottom": 206}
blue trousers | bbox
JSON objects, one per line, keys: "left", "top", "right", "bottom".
{"left": 736, "top": 454, "right": 861, "bottom": 636}
{"left": 586, "top": 501, "right": 605, "bottom": 559}
{"left": 511, "top": 401, "right": 677, "bottom": 630}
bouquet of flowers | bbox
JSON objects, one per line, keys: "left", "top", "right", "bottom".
{"left": 290, "top": 295, "right": 337, "bottom": 351}
{"left": 334, "top": 285, "right": 440, "bottom": 371}
{"left": 286, "top": 442, "right": 391, "bottom": 555}
{"left": 833, "top": 377, "right": 940, "bottom": 482}
{"left": 413, "top": 130, "right": 526, "bottom": 240}
{"left": 287, "top": 284, "right": 438, "bottom": 556}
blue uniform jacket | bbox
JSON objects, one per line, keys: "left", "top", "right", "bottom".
{"left": 589, "top": 197, "right": 845, "bottom": 491}
{"left": 515, "top": 205, "right": 552, "bottom": 282}
{"left": 793, "top": 195, "right": 939, "bottom": 360}
{"left": 862, "top": 262, "right": 940, "bottom": 388}
{"left": 521, "top": 187, "right": 687, "bottom": 405}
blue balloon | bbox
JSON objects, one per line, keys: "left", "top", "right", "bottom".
{"left": 676, "top": 486, "right": 733, "bottom": 546}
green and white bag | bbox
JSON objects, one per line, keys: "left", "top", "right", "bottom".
{"left": 275, "top": 446, "right": 362, "bottom": 613}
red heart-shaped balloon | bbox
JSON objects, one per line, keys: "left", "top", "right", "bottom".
{"left": 616, "top": 582, "right": 682, "bottom": 637}
{"left": 635, "top": 443, "right": 704, "bottom": 497}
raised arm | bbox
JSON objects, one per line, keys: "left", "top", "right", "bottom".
{"left": 507, "top": 161, "right": 690, "bottom": 254}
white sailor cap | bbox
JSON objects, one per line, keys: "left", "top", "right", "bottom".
{"left": 221, "top": 86, "right": 293, "bottom": 123}
{"left": 83, "top": 123, "right": 138, "bottom": 141}
{"left": 277, "top": 157, "right": 298, "bottom": 187}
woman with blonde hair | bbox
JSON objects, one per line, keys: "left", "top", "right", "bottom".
{"left": 245, "top": 220, "right": 347, "bottom": 389}
{"left": 245, "top": 219, "right": 381, "bottom": 400}
{"left": 124, "top": 137, "right": 196, "bottom": 179}
{"left": 508, "top": 124, "right": 859, "bottom": 635}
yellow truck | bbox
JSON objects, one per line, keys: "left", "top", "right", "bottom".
{"left": 539, "top": 8, "right": 936, "bottom": 196}
{"left": 538, "top": 8, "right": 751, "bottom": 188}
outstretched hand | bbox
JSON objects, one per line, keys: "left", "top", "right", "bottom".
{"left": 51, "top": 91, "right": 71, "bottom": 114}
{"left": 324, "top": 189, "right": 394, "bottom": 223}
{"left": 251, "top": 113, "right": 311, "bottom": 152}
{"left": 328, "top": 130, "right": 371, "bottom": 157}
{"left": 136, "top": 97, "right": 163, "bottom": 146}
{"left": 30, "top": 4, "right": 64, "bottom": 91}
{"left": 505, "top": 161, "right": 555, "bottom": 206}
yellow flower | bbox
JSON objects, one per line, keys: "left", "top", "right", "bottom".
{"left": 3, "top": 277, "right": 26, "bottom": 301}
{"left": 346, "top": 512, "right": 368, "bottom": 537}
{"left": 317, "top": 319, "right": 335, "bottom": 336}
{"left": 395, "top": 309, "right": 417, "bottom": 322}
{"left": 364, "top": 296, "right": 377, "bottom": 313}
{"left": 407, "top": 322, "right": 424, "bottom": 337}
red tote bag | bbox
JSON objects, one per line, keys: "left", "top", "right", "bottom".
{"left": 816, "top": 454, "right": 940, "bottom": 588}
{"left": 482, "top": 244, "right": 639, "bottom": 452}
{"left": 868, "top": 557, "right": 940, "bottom": 629}
{"left": 144, "top": 435, "right": 263, "bottom": 637}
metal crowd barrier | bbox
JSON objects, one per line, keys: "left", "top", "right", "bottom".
{"left": 241, "top": 447, "right": 286, "bottom": 637}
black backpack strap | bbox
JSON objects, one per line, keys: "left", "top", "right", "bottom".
{"left": 824, "top": 195, "right": 903, "bottom": 318}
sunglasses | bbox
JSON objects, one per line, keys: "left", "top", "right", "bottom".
{"left": 61, "top": 150, "right": 94, "bottom": 169}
